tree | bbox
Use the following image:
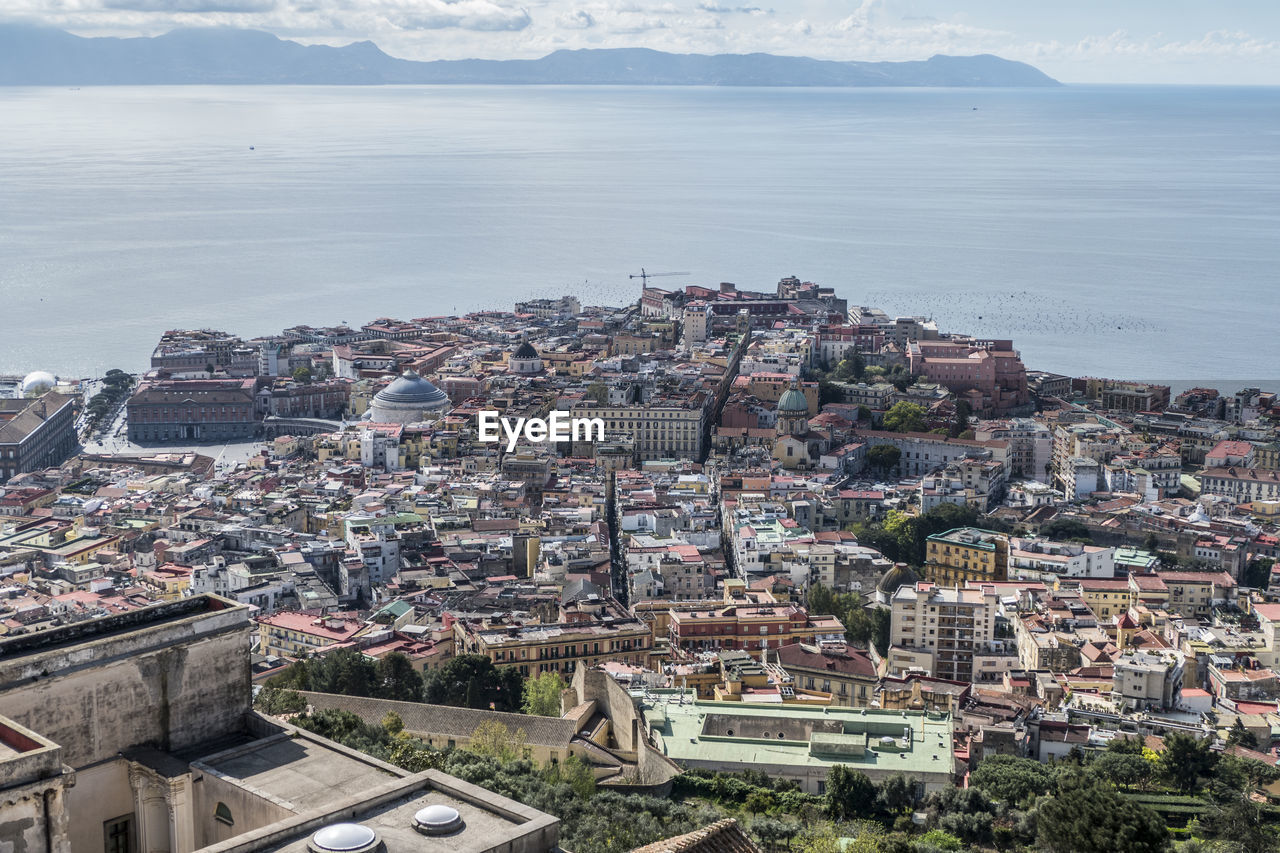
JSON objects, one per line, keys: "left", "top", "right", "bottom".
{"left": 925, "top": 786, "right": 996, "bottom": 846}
{"left": 1157, "top": 732, "right": 1217, "bottom": 794}
{"left": 1040, "top": 517, "right": 1093, "bottom": 542}
{"left": 866, "top": 444, "right": 902, "bottom": 478}
{"left": 968, "top": 755, "right": 1055, "bottom": 804}
{"left": 1108, "top": 735, "right": 1146, "bottom": 755}
{"left": 293, "top": 365, "right": 313, "bottom": 384}
{"left": 381, "top": 710, "right": 405, "bottom": 736}
{"left": 522, "top": 671, "right": 566, "bottom": 717}
{"left": 551, "top": 754, "right": 596, "bottom": 800}
{"left": 425, "top": 654, "right": 525, "bottom": 711}
{"left": 826, "top": 765, "right": 876, "bottom": 821}
{"left": 949, "top": 400, "right": 972, "bottom": 439}
{"left": 1243, "top": 557, "right": 1275, "bottom": 590}
{"left": 375, "top": 652, "right": 425, "bottom": 702}
{"left": 469, "top": 720, "right": 528, "bottom": 762}
{"left": 883, "top": 402, "right": 927, "bottom": 433}
{"left": 1089, "top": 751, "right": 1151, "bottom": 790}
{"left": 1226, "top": 717, "right": 1259, "bottom": 750}
{"left": 254, "top": 686, "right": 307, "bottom": 715}
{"left": 585, "top": 382, "right": 608, "bottom": 405}
{"left": 874, "top": 773, "right": 917, "bottom": 817}
{"left": 1036, "top": 777, "right": 1168, "bottom": 853}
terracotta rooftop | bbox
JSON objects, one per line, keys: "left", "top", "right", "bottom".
{"left": 630, "top": 820, "right": 761, "bottom": 853}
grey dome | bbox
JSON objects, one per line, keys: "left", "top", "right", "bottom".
{"left": 374, "top": 369, "right": 448, "bottom": 407}
{"left": 877, "top": 562, "right": 919, "bottom": 595}
{"left": 513, "top": 341, "right": 539, "bottom": 360}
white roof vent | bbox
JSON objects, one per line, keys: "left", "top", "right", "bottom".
{"left": 309, "top": 823, "right": 379, "bottom": 853}
{"left": 413, "top": 804, "right": 464, "bottom": 836}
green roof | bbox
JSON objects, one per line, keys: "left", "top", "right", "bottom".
{"left": 643, "top": 692, "right": 952, "bottom": 780}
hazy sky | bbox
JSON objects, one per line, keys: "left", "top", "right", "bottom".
{"left": 13, "top": 0, "right": 1280, "bottom": 83}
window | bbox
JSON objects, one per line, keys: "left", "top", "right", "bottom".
{"left": 214, "top": 802, "right": 234, "bottom": 827}
{"left": 105, "top": 815, "right": 135, "bottom": 853}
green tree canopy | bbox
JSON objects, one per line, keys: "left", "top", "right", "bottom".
{"left": 426, "top": 654, "right": 525, "bottom": 712}
{"left": 826, "top": 765, "right": 877, "bottom": 822}
{"left": 1088, "top": 751, "right": 1151, "bottom": 790}
{"left": 1036, "top": 777, "right": 1168, "bottom": 853}
{"left": 522, "top": 671, "right": 566, "bottom": 717}
{"left": 866, "top": 444, "right": 902, "bottom": 477}
{"left": 968, "top": 755, "right": 1055, "bottom": 804}
{"left": 1157, "top": 731, "right": 1217, "bottom": 794}
{"left": 883, "top": 402, "right": 927, "bottom": 433}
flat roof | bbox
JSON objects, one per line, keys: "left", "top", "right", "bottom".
{"left": 644, "top": 693, "right": 952, "bottom": 777}
{"left": 197, "top": 733, "right": 402, "bottom": 813}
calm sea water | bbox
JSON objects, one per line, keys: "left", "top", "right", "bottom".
{"left": 1, "top": 84, "right": 1277, "bottom": 387}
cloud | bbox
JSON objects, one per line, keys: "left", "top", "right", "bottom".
{"left": 696, "top": 2, "right": 763, "bottom": 14}
{"left": 385, "top": 0, "right": 531, "bottom": 32}
{"left": 556, "top": 8, "right": 592, "bottom": 29}
{"left": 102, "top": 0, "right": 276, "bottom": 11}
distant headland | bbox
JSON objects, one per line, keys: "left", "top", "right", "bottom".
{"left": 0, "top": 23, "right": 1061, "bottom": 87}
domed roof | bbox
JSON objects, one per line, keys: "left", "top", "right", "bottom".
{"left": 877, "top": 562, "right": 919, "bottom": 595}
{"left": 373, "top": 369, "right": 448, "bottom": 407}
{"left": 309, "top": 823, "right": 377, "bottom": 853}
{"left": 513, "top": 341, "right": 539, "bottom": 360}
{"left": 778, "top": 384, "right": 808, "bottom": 414}
{"left": 21, "top": 371, "right": 56, "bottom": 395}
{"left": 413, "top": 804, "right": 463, "bottom": 835}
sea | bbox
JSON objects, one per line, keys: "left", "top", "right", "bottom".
{"left": 0, "top": 83, "right": 1277, "bottom": 393}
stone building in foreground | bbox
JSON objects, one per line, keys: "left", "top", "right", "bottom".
{"left": 0, "top": 594, "right": 560, "bottom": 853}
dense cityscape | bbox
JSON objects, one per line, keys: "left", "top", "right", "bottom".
{"left": 2, "top": 276, "right": 1279, "bottom": 853}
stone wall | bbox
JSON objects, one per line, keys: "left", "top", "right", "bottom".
{"left": 0, "top": 596, "right": 253, "bottom": 768}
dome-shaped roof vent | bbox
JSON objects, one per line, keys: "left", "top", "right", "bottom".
{"left": 309, "top": 823, "right": 379, "bottom": 853}
{"left": 412, "top": 804, "right": 464, "bottom": 836}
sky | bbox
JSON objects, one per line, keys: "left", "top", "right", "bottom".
{"left": 10, "top": 0, "right": 1280, "bottom": 83}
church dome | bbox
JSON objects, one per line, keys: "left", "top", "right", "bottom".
{"left": 778, "top": 385, "right": 808, "bottom": 414}
{"left": 513, "top": 341, "right": 539, "bottom": 360}
{"left": 877, "top": 562, "right": 919, "bottom": 596}
{"left": 374, "top": 370, "right": 447, "bottom": 407}
{"left": 368, "top": 369, "right": 449, "bottom": 424}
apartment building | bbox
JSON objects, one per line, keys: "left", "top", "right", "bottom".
{"left": 923, "top": 527, "right": 1010, "bottom": 586}
{"left": 1200, "top": 466, "right": 1280, "bottom": 504}
{"left": 887, "top": 582, "right": 1005, "bottom": 683}
{"left": 773, "top": 641, "right": 878, "bottom": 707}
{"left": 974, "top": 418, "right": 1053, "bottom": 481}
{"left": 453, "top": 602, "right": 654, "bottom": 677}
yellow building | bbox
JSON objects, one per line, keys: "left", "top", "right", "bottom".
{"left": 256, "top": 611, "right": 364, "bottom": 659}
{"left": 924, "top": 527, "right": 1009, "bottom": 586}
{"left": 1064, "top": 578, "right": 1133, "bottom": 620}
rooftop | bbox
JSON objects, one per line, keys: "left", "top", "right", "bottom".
{"left": 643, "top": 692, "right": 952, "bottom": 778}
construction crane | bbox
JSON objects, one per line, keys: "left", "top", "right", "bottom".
{"left": 629, "top": 268, "right": 690, "bottom": 286}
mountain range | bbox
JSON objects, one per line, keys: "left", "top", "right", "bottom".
{"left": 0, "top": 24, "right": 1061, "bottom": 87}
